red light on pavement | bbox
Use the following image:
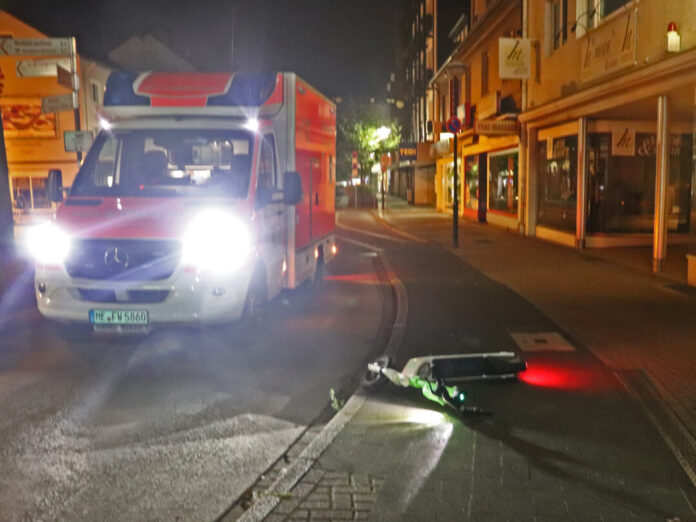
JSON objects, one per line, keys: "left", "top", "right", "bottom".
{"left": 518, "top": 361, "right": 613, "bottom": 391}
{"left": 518, "top": 365, "right": 568, "bottom": 388}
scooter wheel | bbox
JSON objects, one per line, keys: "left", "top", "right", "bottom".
{"left": 361, "top": 355, "right": 391, "bottom": 389}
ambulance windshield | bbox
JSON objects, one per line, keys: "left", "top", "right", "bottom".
{"left": 71, "top": 129, "right": 253, "bottom": 198}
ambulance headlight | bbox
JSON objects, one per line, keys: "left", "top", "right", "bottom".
{"left": 182, "top": 210, "right": 252, "bottom": 273}
{"left": 26, "top": 223, "right": 71, "bottom": 265}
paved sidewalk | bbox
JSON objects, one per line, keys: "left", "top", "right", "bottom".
{"left": 237, "top": 199, "right": 696, "bottom": 521}
{"left": 371, "top": 200, "right": 696, "bottom": 438}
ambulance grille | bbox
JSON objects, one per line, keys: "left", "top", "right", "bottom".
{"left": 65, "top": 239, "right": 182, "bottom": 281}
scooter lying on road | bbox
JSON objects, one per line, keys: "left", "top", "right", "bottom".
{"left": 363, "top": 352, "right": 526, "bottom": 415}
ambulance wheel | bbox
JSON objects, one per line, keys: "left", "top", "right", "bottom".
{"left": 361, "top": 355, "right": 391, "bottom": 390}
{"left": 241, "top": 269, "right": 266, "bottom": 327}
{"left": 312, "top": 250, "right": 325, "bottom": 290}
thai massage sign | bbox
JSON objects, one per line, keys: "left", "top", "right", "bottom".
{"left": 580, "top": 8, "right": 636, "bottom": 83}
{"left": 499, "top": 38, "right": 531, "bottom": 79}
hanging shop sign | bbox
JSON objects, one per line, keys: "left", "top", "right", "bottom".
{"left": 399, "top": 142, "right": 417, "bottom": 161}
{"left": 580, "top": 9, "right": 636, "bottom": 83}
{"left": 474, "top": 119, "right": 520, "bottom": 136}
{"left": 498, "top": 38, "right": 531, "bottom": 79}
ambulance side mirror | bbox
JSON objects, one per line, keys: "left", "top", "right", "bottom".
{"left": 283, "top": 171, "right": 303, "bottom": 205}
{"left": 47, "top": 169, "right": 64, "bottom": 202}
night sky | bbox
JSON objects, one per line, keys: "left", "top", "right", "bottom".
{"left": 5, "top": 0, "right": 402, "bottom": 101}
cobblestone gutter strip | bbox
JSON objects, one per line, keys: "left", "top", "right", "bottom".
{"left": 227, "top": 241, "right": 408, "bottom": 521}
{"left": 616, "top": 369, "right": 696, "bottom": 489}
{"left": 236, "top": 393, "right": 366, "bottom": 522}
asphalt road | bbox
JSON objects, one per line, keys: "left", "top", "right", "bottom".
{"left": 0, "top": 237, "right": 390, "bottom": 521}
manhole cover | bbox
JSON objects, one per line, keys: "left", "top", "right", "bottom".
{"left": 510, "top": 332, "right": 576, "bottom": 352}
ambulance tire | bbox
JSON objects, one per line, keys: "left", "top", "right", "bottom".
{"left": 241, "top": 268, "right": 266, "bottom": 328}
{"left": 311, "top": 249, "right": 325, "bottom": 290}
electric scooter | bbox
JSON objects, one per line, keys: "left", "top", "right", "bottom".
{"left": 363, "top": 351, "right": 526, "bottom": 415}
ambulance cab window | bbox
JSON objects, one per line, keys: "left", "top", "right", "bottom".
{"left": 257, "top": 134, "right": 277, "bottom": 203}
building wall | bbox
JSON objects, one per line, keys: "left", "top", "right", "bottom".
{"left": 0, "top": 11, "right": 113, "bottom": 222}
{"left": 528, "top": 0, "right": 696, "bottom": 110}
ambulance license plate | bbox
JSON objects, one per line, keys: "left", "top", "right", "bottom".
{"left": 89, "top": 309, "right": 149, "bottom": 325}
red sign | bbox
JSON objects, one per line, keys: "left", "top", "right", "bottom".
{"left": 447, "top": 116, "right": 462, "bottom": 134}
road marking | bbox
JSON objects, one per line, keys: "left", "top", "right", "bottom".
{"left": 510, "top": 332, "right": 576, "bottom": 352}
{"left": 370, "top": 211, "right": 429, "bottom": 243}
{"left": 336, "top": 222, "right": 408, "bottom": 243}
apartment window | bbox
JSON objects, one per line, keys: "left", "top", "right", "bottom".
{"left": 481, "top": 51, "right": 489, "bottom": 96}
{"left": 90, "top": 82, "right": 101, "bottom": 104}
{"left": 552, "top": 0, "right": 567, "bottom": 50}
{"left": 577, "top": 0, "right": 632, "bottom": 34}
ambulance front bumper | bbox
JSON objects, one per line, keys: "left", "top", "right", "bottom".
{"left": 34, "top": 263, "right": 253, "bottom": 326}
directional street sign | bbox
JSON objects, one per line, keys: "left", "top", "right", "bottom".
{"left": 41, "top": 92, "right": 78, "bottom": 113}
{"left": 56, "top": 65, "right": 79, "bottom": 90}
{"left": 64, "top": 130, "right": 93, "bottom": 153}
{"left": 0, "top": 37, "right": 73, "bottom": 56}
{"left": 15, "top": 58, "right": 72, "bottom": 78}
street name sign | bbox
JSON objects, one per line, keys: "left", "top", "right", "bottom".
{"left": 64, "top": 130, "right": 93, "bottom": 152}
{"left": 57, "top": 65, "right": 79, "bottom": 90}
{"left": 16, "top": 58, "right": 72, "bottom": 78}
{"left": 0, "top": 37, "right": 73, "bottom": 56}
{"left": 42, "top": 92, "right": 78, "bottom": 113}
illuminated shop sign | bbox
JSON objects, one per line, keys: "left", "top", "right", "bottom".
{"left": 474, "top": 119, "right": 520, "bottom": 136}
{"left": 580, "top": 9, "right": 636, "bottom": 83}
{"left": 499, "top": 38, "right": 531, "bottom": 79}
{"left": 399, "top": 142, "right": 417, "bottom": 161}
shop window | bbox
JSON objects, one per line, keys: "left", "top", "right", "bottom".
{"left": 537, "top": 136, "right": 577, "bottom": 231}
{"left": 488, "top": 150, "right": 518, "bottom": 215}
{"left": 587, "top": 133, "right": 692, "bottom": 234}
{"left": 11, "top": 176, "right": 50, "bottom": 213}
{"left": 464, "top": 155, "right": 479, "bottom": 211}
{"left": 11, "top": 177, "right": 31, "bottom": 212}
{"left": 31, "top": 177, "right": 50, "bottom": 208}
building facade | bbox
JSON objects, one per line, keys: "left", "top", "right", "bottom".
{"left": 414, "top": 0, "right": 696, "bottom": 283}
{"left": 521, "top": 0, "right": 696, "bottom": 279}
{"left": 392, "top": 0, "right": 466, "bottom": 206}
{"left": 430, "top": 0, "right": 523, "bottom": 230}
{"left": 0, "top": 11, "right": 114, "bottom": 224}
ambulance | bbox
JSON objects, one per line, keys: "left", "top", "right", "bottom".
{"left": 28, "top": 71, "right": 337, "bottom": 333}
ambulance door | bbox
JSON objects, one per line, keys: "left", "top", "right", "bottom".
{"left": 256, "top": 133, "right": 285, "bottom": 298}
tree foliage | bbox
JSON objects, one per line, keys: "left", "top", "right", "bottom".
{"left": 336, "top": 101, "right": 401, "bottom": 184}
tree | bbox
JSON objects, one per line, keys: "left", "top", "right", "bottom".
{"left": 336, "top": 100, "right": 401, "bottom": 187}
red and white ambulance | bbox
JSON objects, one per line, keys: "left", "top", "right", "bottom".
{"left": 28, "top": 71, "right": 337, "bottom": 333}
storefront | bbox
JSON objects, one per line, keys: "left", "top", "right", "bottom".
{"left": 531, "top": 116, "right": 693, "bottom": 249}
